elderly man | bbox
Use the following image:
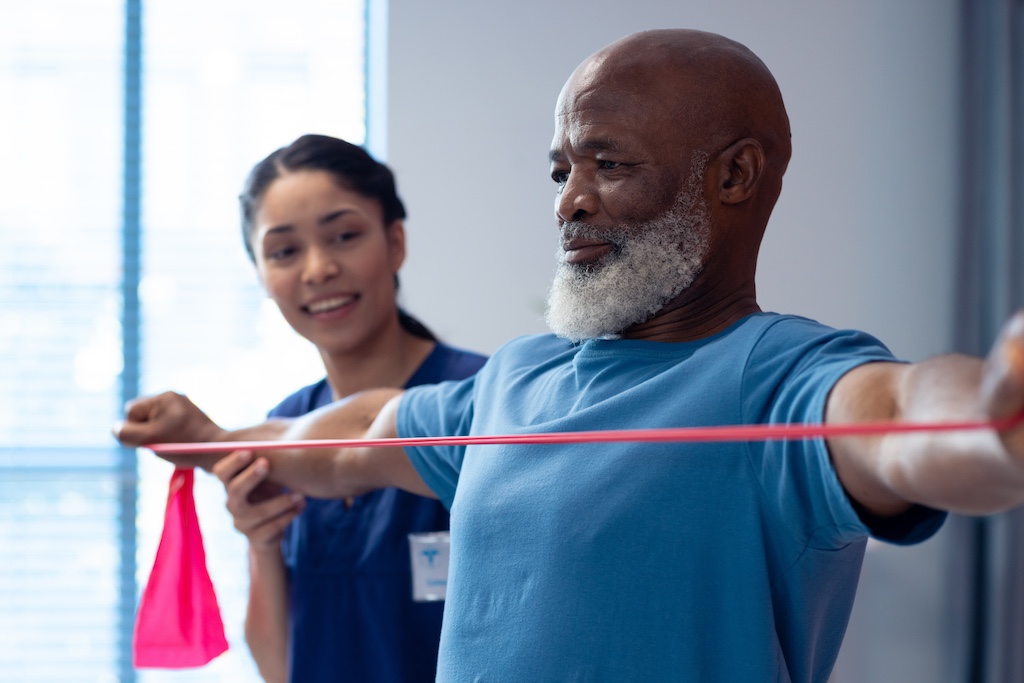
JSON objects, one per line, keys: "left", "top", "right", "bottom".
{"left": 118, "top": 29, "right": 1024, "bottom": 681}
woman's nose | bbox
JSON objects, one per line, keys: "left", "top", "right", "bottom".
{"left": 302, "top": 246, "right": 340, "bottom": 284}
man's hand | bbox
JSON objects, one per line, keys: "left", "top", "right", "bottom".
{"left": 981, "top": 310, "right": 1024, "bottom": 460}
{"left": 115, "top": 391, "right": 225, "bottom": 446}
{"left": 212, "top": 450, "right": 305, "bottom": 551}
{"left": 113, "top": 391, "right": 228, "bottom": 470}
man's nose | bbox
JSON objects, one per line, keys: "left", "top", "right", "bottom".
{"left": 555, "top": 170, "right": 600, "bottom": 223}
{"left": 302, "top": 246, "right": 340, "bottom": 283}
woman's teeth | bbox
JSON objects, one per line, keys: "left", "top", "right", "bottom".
{"left": 306, "top": 295, "right": 354, "bottom": 314}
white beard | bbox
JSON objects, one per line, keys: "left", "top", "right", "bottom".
{"left": 544, "top": 185, "right": 711, "bottom": 343}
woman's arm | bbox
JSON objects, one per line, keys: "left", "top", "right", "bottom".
{"left": 244, "top": 543, "right": 290, "bottom": 683}
{"left": 212, "top": 451, "right": 302, "bottom": 683}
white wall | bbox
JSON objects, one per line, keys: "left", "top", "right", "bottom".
{"left": 388, "top": 0, "right": 959, "bottom": 363}
{"left": 386, "top": 1, "right": 962, "bottom": 680}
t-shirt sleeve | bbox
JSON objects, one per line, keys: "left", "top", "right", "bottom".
{"left": 742, "top": 317, "right": 945, "bottom": 548}
{"left": 396, "top": 375, "right": 478, "bottom": 509}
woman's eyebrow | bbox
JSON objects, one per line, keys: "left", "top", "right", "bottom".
{"left": 264, "top": 224, "right": 294, "bottom": 236}
{"left": 318, "top": 208, "right": 357, "bottom": 226}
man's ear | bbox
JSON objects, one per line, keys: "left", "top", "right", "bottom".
{"left": 716, "top": 138, "right": 766, "bottom": 204}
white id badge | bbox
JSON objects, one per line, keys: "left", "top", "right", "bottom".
{"left": 408, "top": 531, "right": 450, "bottom": 602}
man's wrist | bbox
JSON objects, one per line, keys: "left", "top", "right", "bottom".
{"left": 205, "top": 425, "right": 231, "bottom": 443}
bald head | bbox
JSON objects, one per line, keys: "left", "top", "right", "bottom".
{"left": 559, "top": 29, "right": 791, "bottom": 184}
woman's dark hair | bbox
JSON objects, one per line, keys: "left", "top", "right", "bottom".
{"left": 240, "top": 134, "right": 435, "bottom": 341}
{"left": 240, "top": 134, "right": 406, "bottom": 260}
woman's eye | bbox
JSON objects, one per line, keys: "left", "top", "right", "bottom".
{"left": 333, "top": 230, "right": 361, "bottom": 244}
{"left": 266, "top": 246, "right": 296, "bottom": 261}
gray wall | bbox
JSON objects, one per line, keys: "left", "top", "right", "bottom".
{"left": 386, "top": 2, "right": 961, "bottom": 681}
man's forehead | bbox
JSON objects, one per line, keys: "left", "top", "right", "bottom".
{"left": 548, "top": 129, "right": 633, "bottom": 162}
{"left": 554, "top": 95, "right": 640, "bottom": 134}
{"left": 551, "top": 90, "right": 649, "bottom": 144}
{"left": 551, "top": 84, "right": 674, "bottom": 159}
{"left": 557, "top": 58, "right": 648, "bottom": 114}
{"left": 556, "top": 55, "right": 690, "bottom": 131}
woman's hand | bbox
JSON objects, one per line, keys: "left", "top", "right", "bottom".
{"left": 212, "top": 450, "right": 305, "bottom": 550}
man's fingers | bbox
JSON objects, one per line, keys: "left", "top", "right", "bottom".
{"left": 116, "top": 393, "right": 175, "bottom": 444}
{"left": 124, "top": 395, "right": 159, "bottom": 422}
{"left": 984, "top": 311, "right": 1024, "bottom": 420}
{"left": 114, "top": 402, "right": 151, "bottom": 443}
{"left": 114, "top": 420, "right": 145, "bottom": 446}
{"left": 1001, "top": 313, "right": 1024, "bottom": 380}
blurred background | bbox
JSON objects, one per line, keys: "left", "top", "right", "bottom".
{"left": 0, "top": 0, "right": 1020, "bottom": 681}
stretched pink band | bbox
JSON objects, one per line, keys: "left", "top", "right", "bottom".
{"left": 146, "top": 412, "right": 1024, "bottom": 454}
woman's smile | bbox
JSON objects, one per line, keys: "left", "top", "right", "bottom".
{"left": 303, "top": 293, "right": 360, "bottom": 322}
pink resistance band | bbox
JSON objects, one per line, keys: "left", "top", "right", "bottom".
{"left": 135, "top": 412, "right": 1024, "bottom": 669}
{"left": 147, "top": 412, "right": 1024, "bottom": 454}
{"left": 134, "top": 467, "right": 229, "bottom": 669}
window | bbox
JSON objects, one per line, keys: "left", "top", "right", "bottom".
{"left": 0, "top": 1, "right": 370, "bottom": 680}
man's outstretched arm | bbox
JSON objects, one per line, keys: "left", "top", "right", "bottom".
{"left": 827, "top": 311, "right": 1024, "bottom": 518}
{"left": 114, "top": 388, "right": 435, "bottom": 499}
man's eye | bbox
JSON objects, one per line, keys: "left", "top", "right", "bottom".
{"left": 551, "top": 169, "right": 569, "bottom": 185}
{"left": 598, "top": 160, "right": 622, "bottom": 170}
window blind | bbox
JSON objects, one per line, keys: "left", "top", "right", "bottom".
{"left": 0, "top": 1, "right": 368, "bottom": 680}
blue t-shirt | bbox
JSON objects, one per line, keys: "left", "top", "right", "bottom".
{"left": 397, "top": 314, "right": 945, "bottom": 683}
{"left": 271, "top": 342, "right": 487, "bottom": 683}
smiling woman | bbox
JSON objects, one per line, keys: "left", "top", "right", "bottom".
{"left": 207, "top": 134, "right": 488, "bottom": 683}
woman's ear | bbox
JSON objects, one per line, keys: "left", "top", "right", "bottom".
{"left": 716, "top": 138, "right": 766, "bottom": 205}
{"left": 387, "top": 219, "right": 407, "bottom": 272}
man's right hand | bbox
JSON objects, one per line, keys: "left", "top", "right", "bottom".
{"left": 114, "top": 391, "right": 227, "bottom": 452}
